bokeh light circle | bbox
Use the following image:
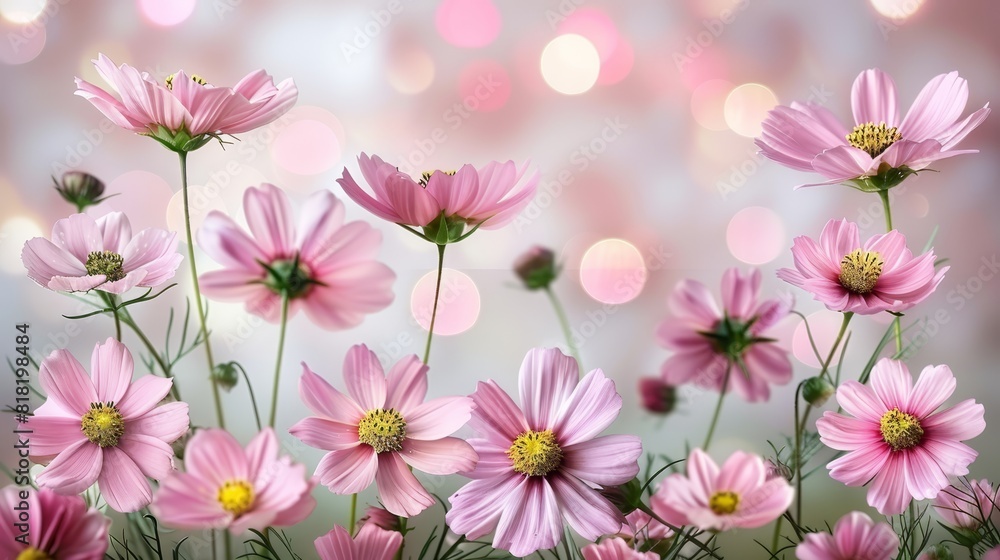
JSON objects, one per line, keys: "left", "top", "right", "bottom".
{"left": 0, "top": 19, "right": 44, "bottom": 65}
{"left": 556, "top": 8, "right": 619, "bottom": 61}
{"left": 691, "top": 79, "right": 734, "bottom": 131}
{"left": 0, "top": 216, "right": 43, "bottom": 274}
{"left": 726, "top": 206, "right": 786, "bottom": 265}
{"left": 411, "top": 268, "right": 481, "bottom": 335}
{"left": 387, "top": 48, "right": 435, "bottom": 95}
{"left": 792, "top": 311, "right": 846, "bottom": 368}
{"left": 166, "top": 185, "right": 227, "bottom": 240}
{"left": 540, "top": 34, "right": 601, "bottom": 95}
{"left": 596, "top": 37, "right": 633, "bottom": 85}
{"left": 870, "top": 0, "right": 924, "bottom": 19}
{"left": 724, "top": 83, "right": 778, "bottom": 137}
{"left": 580, "top": 238, "right": 647, "bottom": 304}
{"left": 270, "top": 119, "right": 341, "bottom": 175}
{"left": 138, "top": 0, "right": 195, "bottom": 27}
{"left": 458, "top": 59, "right": 511, "bottom": 112}
{"left": 0, "top": 0, "right": 45, "bottom": 23}
{"left": 435, "top": 0, "right": 501, "bottom": 48}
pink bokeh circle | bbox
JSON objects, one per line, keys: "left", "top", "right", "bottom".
{"left": 411, "top": 268, "right": 481, "bottom": 335}
{"left": 434, "top": 0, "right": 501, "bottom": 48}
{"left": 580, "top": 238, "right": 647, "bottom": 304}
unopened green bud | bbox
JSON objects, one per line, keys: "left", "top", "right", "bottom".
{"left": 54, "top": 171, "right": 106, "bottom": 212}
{"left": 803, "top": 376, "right": 836, "bottom": 406}
{"left": 213, "top": 362, "right": 240, "bottom": 392}
{"left": 514, "top": 246, "right": 558, "bottom": 290}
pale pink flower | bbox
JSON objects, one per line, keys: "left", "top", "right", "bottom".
{"left": 657, "top": 267, "right": 793, "bottom": 402}
{"left": 582, "top": 537, "right": 659, "bottom": 560}
{"left": 778, "top": 218, "right": 946, "bottom": 315}
{"left": 22, "top": 212, "right": 181, "bottom": 294}
{"left": 623, "top": 508, "right": 674, "bottom": 544}
{"left": 150, "top": 428, "right": 315, "bottom": 534}
{"left": 795, "top": 511, "right": 898, "bottom": 560}
{"left": 315, "top": 524, "right": 402, "bottom": 560}
{"left": 197, "top": 184, "right": 395, "bottom": 330}
{"left": 356, "top": 506, "right": 400, "bottom": 532}
{"left": 0, "top": 486, "right": 110, "bottom": 560}
{"left": 932, "top": 479, "right": 996, "bottom": 529}
{"left": 816, "top": 358, "right": 985, "bottom": 515}
{"left": 651, "top": 449, "right": 793, "bottom": 532}
{"left": 30, "top": 338, "right": 189, "bottom": 513}
{"left": 985, "top": 547, "right": 1000, "bottom": 560}
{"left": 446, "top": 347, "right": 643, "bottom": 557}
{"left": 756, "top": 68, "right": 990, "bottom": 189}
{"left": 75, "top": 54, "right": 297, "bottom": 151}
{"left": 289, "top": 345, "right": 477, "bottom": 517}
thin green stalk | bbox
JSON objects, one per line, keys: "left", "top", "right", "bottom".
{"left": 770, "top": 515, "right": 784, "bottom": 554}
{"left": 224, "top": 532, "right": 232, "bottom": 560}
{"left": 120, "top": 310, "right": 180, "bottom": 401}
{"left": 820, "top": 313, "right": 853, "bottom": 380}
{"left": 544, "top": 286, "right": 582, "bottom": 370}
{"left": 211, "top": 529, "right": 217, "bottom": 560}
{"left": 702, "top": 361, "right": 732, "bottom": 451}
{"left": 110, "top": 295, "right": 122, "bottom": 342}
{"left": 268, "top": 293, "right": 290, "bottom": 428}
{"left": 179, "top": 151, "right": 225, "bottom": 428}
{"left": 423, "top": 243, "right": 446, "bottom": 365}
{"left": 794, "top": 382, "right": 805, "bottom": 524}
{"left": 349, "top": 493, "right": 358, "bottom": 535}
{"left": 878, "top": 191, "right": 904, "bottom": 353}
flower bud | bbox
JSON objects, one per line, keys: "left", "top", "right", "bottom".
{"left": 802, "top": 376, "right": 836, "bottom": 406}
{"left": 54, "top": 171, "right": 106, "bottom": 212}
{"left": 213, "top": 362, "right": 240, "bottom": 392}
{"left": 513, "top": 246, "right": 558, "bottom": 290}
{"left": 766, "top": 459, "right": 793, "bottom": 482}
{"left": 639, "top": 377, "right": 676, "bottom": 415}
{"left": 919, "top": 544, "right": 954, "bottom": 560}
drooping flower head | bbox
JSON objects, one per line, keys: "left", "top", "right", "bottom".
{"left": 657, "top": 267, "right": 793, "bottom": 402}
{"left": 582, "top": 537, "right": 659, "bottom": 560}
{"left": 756, "top": 68, "right": 990, "bottom": 190}
{"left": 446, "top": 347, "right": 643, "bottom": 557}
{"left": 22, "top": 212, "right": 181, "bottom": 294}
{"left": 816, "top": 358, "right": 985, "bottom": 515}
{"left": 289, "top": 345, "right": 477, "bottom": 517}
{"left": 315, "top": 524, "right": 402, "bottom": 560}
{"left": 197, "top": 184, "right": 395, "bottom": 330}
{"left": 795, "top": 511, "right": 899, "bottom": 560}
{"left": 638, "top": 377, "right": 677, "bottom": 414}
{"left": 932, "top": 478, "right": 996, "bottom": 530}
{"left": 778, "top": 219, "right": 947, "bottom": 315}
{"left": 30, "top": 338, "right": 189, "bottom": 512}
{"left": 53, "top": 171, "right": 108, "bottom": 212}
{"left": 150, "top": 428, "right": 316, "bottom": 534}
{"left": 0, "top": 486, "right": 110, "bottom": 560}
{"left": 652, "top": 449, "right": 794, "bottom": 532}
{"left": 75, "top": 54, "right": 297, "bottom": 152}
{"left": 337, "top": 153, "right": 538, "bottom": 244}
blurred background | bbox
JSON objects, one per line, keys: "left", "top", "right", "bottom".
{"left": 1, "top": 0, "right": 999, "bottom": 557}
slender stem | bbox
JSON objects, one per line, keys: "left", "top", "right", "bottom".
{"left": 702, "top": 361, "right": 732, "bottom": 451}
{"left": 232, "top": 363, "right": 262, "bottom": 432}
{"left": 109, "top": 295, "right": 122, "bottom": 342}
{"left": 878, "top": 191, "right": 904, "bottom": 354}
{"left": 268, "top": 293, "right": 290, "bottom": 428}
{"left": 348, "top": 493, "right": 358, "bottom": 535}
{"left": 224, "top": 532, "right": 232, "bottom": 560}
{"left": 211, "top": 530, "right": 217, "bottom": 560}
{"left": 120, "top": 310, "right": 180, "bottom": 401}
{"left": 179, "top": 151, "right": 225, "bottom": 428}
{"left": 422, "top": 243, "right": 446, "bottom": 365}
{"left": 544, "top": 286, "right": 582, "bottom": 371}
{"left": 878, "top": 190, "right": 893, "bottom": 231}
{"left": 820, "top": 313, "right": 853, "bottom": 380}
{"left": 770, "top": 515, "right": 784, "bottom": 553}
{"left": 794, "top": 382, "right": 805, "bottom": 524}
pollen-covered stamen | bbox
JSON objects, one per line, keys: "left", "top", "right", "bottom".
{"left": 880, "top": 408, "right": 924, "bottom": 451}
{"left": 357, "top": 408, "right": 407, "bottom": 453}
{"left": 846, "top": 122, "right": 902, "bottom": 158}
{"left": 709, "top": 491, "right": 740, "bottom": 515}
{"left": 418, "top": 170, "right": 457, "bottom": 187}
{"left": 165, "top": 73, "right": 208, "bottom": 90}
{"left": 838, "top": 249, "right": 884, "bottom": 294}
{"left": 217, "top": 480, "right": 255, "bottom": 516}
{"left": 16, "top": 547, "right": 52, "bottom": 560}
{"left": 85, "top": 250, "right": 126, "bottom": 282}
{"left": 507, "top": 429, "right": 563, "bottom": 477}
{"left": 80, "top": 402, "right": 125, "bottom": 447}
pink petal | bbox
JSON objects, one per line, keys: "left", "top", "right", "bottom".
{"left": 96, "top": 212, "right": 133, "bottom": 252}
{"left": 295, "top": 189, "right": 345, "bottom": 263}
{"left": 899, "top": 71, "right": 969, "bottom": 141}
{"left": 878, "top": 138, "right": 943, "bottom": 169}
{"left": 245, "top": 427, "right": 279, "bottom": 482}
{"left": 184, "top": 429, "right": 248, "bottom": 487}
{"left": 39, "top": 349, "right": 97, "bottom": 416}
{"left": 561, "top": 435, "right": 642, "bottom": 486}
{"left": 463, "top": 439, "right": 513, "bottom": 479}
{"left": 867, "top": 453, "right": 910, "bottom": 515}
{"left": 299, "top": 262, "right": 396, "bottom": 331}
{"left": 743, "top": 343, "right": 793, "bottom": 385}
{"left": 375, "top": 451, "right": 434, "bottom": 517}
{"left": 399, "top": 437, "right": 478, "bottom": 475}
{"left": 337, "top": 168, "right": 403, "bottom": 223}
{"left": 922, "top": 399, "right": 986, "bottom": 442}
{"left": 469, "top": 380, "right": 530, "bottom": 444}
{"left": 553, "top": 369, "right": 622, "bottom": 446}
{"left": 550, "top": 473, "right": 625, "bottom": 541}
{"left": 518, "top": 347, "right": 579, "bottom": 430}
{"left": 28, "top": 415, "right": 88, "bottom": 459}
{"left": 816, "top": 412, "right": 882, "bottom": 451}
{"left": 425, "top": 165, "right": 480, "bottom": 217}
{"left": 667, "top": 279, "right": 720, "bottom": 324}
{"left": 125, "top": 401, "right": 189, "bottom": 443}
{"left": 74, "top": 77, "right": 147, "bottom": 132}
{"left": 196, "top": 210, "right": 267, "bottom": 270}
{"left": 716, "top": 451, "right": 766, "bottom": 496}
{"left": 686, "top": 449, "right": 720, "bottom": 503}
{"left": 852, "top": 68, "right": 899, "bottom": 126}
{"left": 938, "top": 104, "right": 991, "bottom": 150}
{"left": 869, "top": 359, "right": 912, "bottom": 411}
{"left": 315, "top": 445, "right": 378, "bottom": 494}
{"left": 405, "top": 396, "right": 474, "bottom": 440}
{"left": 734, "top": 478, "right": 794, "bottom": 528}
{"left": 835, "top": 381, "right": 885, "bottom": 423}
{"left": 51, "top": 213, "right": 104, "bottom": 262}
{"left": 299, "top": 364, "right": 365, "bottom": 424}
{"left": 905, "top": 364, "right": 956, "bottom": 418}
{"left": 90, "top": 338, "right": 133, "bottom": 405}
{"left": 810, "top": 145, "right": 874, "bottom": 181}
{"left": 21, "top": 237, "right": 87, "bottom": 287}
{"left": 903, "top": 446, "right": 949, "bottom": 501}
{"left": 150, "top": 473, "right": 227, "bottom": 530}
{"left": 99, "top": 446, "right": 153, "bottom": 513}
{"left": 199, "top": 269, "right": 265, "bottom": 301}
{"left": 720, "top": 268, "right": 761, "bottom": 320}
{"left": 343, "top": 344, "right": 387, "bottom": 411}
{"left": 95, "top": 269, "right": 148, "bottom": 294}
{"left": 384, "top": 355, "right": 428, "bottom": 416}
{"left": 920, "top": 438, "right": 978, "bottom": 477}
{"left": 121, "top": 228, "right": 181, "bottom": 287}
{"left": 446, "top": 474, "right": 524, "bottom": 539}
{"left": 36, "top": 439, "right": 102, "bottom": 495}
{"left": 114, "top": 374, "right": 173, "bottom": 419}
{"left": 243, "top": 184, "right": 295, "bottom": 257}
{"left": 289, "top": 417, "right": 359, "bottom": 451}
{"left": 659, "top": 348, "right": 721, "bottom": 388}
{"left": 117, "top": 433, "right": 175, "bottom": 481}
{"left": 383, "top": 174, "right": 440, "bottom": 226}
{"left": 826, "top": 444, "right": 891, "bottom": 488}
{"left": 493, "top": 478, "right": 562, "bottom": 557}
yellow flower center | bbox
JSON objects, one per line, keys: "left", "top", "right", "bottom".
{"left": 507, "top": 430, "right": 563, "bottom": 477}
{"left": 709, "top": 491, "right": 740, "bottom": 515}
{"left": 880, "top": 408, "right": 924, "bottom": 451}
{"left": 846, "top": 122, "right": 902, "bottom": 158}
{"left": 80, "top": 402, "right": 125, "bottom": 447}
{"left": 217, "top": 480, "right": 255, "bottom": 517}
{"left": 357, "top": 409, "right": 407, "bottom": 453}
{"left": 16, "top": 548, "right": 52, "bottom": 560}
{"left": 84, "top": 250, "right": 126, "bottom": 282}
{"left": 418, "top": 170, "right": 456, "bottom": 187}
{"left": 838, "top": 249, "right": 884, "bottom": 294}
{"left": 165, "top": 73, "right": 208, "bottom": 90}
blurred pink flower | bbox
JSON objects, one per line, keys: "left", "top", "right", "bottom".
{"left": 356, "top": 506, "right": 400, "bottom": 532}
{"left": 337, "top": 153, "right": 538, "bottom": 242}
{"left": 756, "top": 68, "right": 990, "bottom": 190}
{"left": 932, "top": 479, "right": 996, "bottom": 529}
{"left": 985, "top": 547, "right": 1000, "bottom": 560}
{"left": 150, "top": 428, "right": 315, "bottom": 534}
{"left": 656, "top": 267, "right": 793, "bottom": 403}
{"left": 197, "top": 184, "right": 395, "bottom": 330}
{"left": 582, "top": 537, "right": 658, "bottom": 560}
{"left": 778, "top": 219, "right": 946, "bottom": 315}
{"left": 652, "top": 448, "right": 793, "bottom": 532}
{"left": 31, "top": 338, "right": 189, "bottom": 513}
{"left": 0, "top": 486, "right": 110, "bottom": 560}
{"left": 795, "top": 511, "right": 898, "bottom": 560}
{"left": 623, "top": 508, "right": 674, "bottom": 544}
{"left": 22, "top": 212, "right": 181, "bottom": 294}
{"left": 446, "top": 347, "right": 642, "bottom": 557}
{"left": 315, "top": 524, "right": 402, "bottom": 560}
{"left": 75, "top": 54, "right": 297, "bottom": 152}
{"left": 638, "top": 377, "right": 676, "bottom": 414}
{"left": 817, "top": 358, "right": 985, "bottom": 515}
{"left": 289, "top": 345, "right": 477, "bottom": 517}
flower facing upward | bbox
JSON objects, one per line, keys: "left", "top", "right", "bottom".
{"left": 22, "top": 212, "right": 182, "bottom": 294}
{"left": 582, "top": 537, "right": 659, "bottom": 560}
{"left": 75, "top": 54, "right": 297, "bottom": 152}
{"left": 756, "top": 68, "right": 990, "bottom": 190}
{"left": 289, "top": 345, "right": 477, "bottom": 517}
{"left": 657, "top": 267, "right": 793, "bottom": 402}
{"left": 795, "top": 511, "right": 899, "bottom": 560}
{"left": 150, "top": 428, "right": 316, "bottom": 534}
{"left": 315, "top": 524, "right": 402, "bottom": 560}
{"left": 30, "top": 338, "right": 189, "bottom": 513}
{"left": 816, "top": 358, "right": 985, "bottom": 515}
{"left": 197, "top": 184, "right": 395, "bottom": 330}
{"left": 778, "top": 219, "right": 946, "bottom": 315}
{"left": 932, "top": 479, "right": 996, "bottom": 530}
{"left": 446, "top": 347, "right": 643, "bottom": 557}
{"left": 0, "top": 486, "right": 110, "bottom": 560}
{"left": 337, "top": 153, "right": 538, "bottom": 243}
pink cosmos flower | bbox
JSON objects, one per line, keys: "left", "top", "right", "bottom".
{"left": 30, "top": 338, "right": 189, "bottom": 513}
{"left": 337, "top": 153, "right": 538, "bottom": 241}
{"left": 315, "top": 524, "right": 402, "bottom": 560}
{"left": 75, "top": 54, "right": 297, "bottom": 152}
{"left": 150, "top": 428, "right": 315, "bottom": 534}
{"left": 623, "top": 509, "right": 674, "bottom": 544}
{"left": 0, "top": 486, "right": 110, "bottom": 560}
{"left": 778, "top": 219, "right": 946, "bottom": 315}
{"left": 795, "top": 511, "right": 898, "bottom": 560}
{"left": 816, "top": 358, "right": 985, "bottom": 515}
{"left": 985, "top": 547, "right": 1000, "bottom": 560}
{"left": 288, "top": 344, "right": 477, "bottom": 517}
{"left": 22, "top": 212, "right": 182, "bottom": 294}
{"left": 932, "top": 479, "right": 996, "bottom": 529}
{"left": 657, "top": 267, "right": 793, "bottom": 403}
{"left": 197, "top": 184, "right": 395, "bottom": 329}
{"left": 652, "top": 449, "right": 793, "bottom": 532}
{"left": 446, "top": 347, "right": 643, "bottom": 557}
{"left": 756, "top": 68, "right": 990, "bottom": 189}
{"left": 582, "top": 538, "right": 659, "bottom": 560}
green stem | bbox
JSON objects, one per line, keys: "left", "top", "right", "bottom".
{"left": 770, "top": 515, "right": 784, "bottom": 553}
{"left": 211, "top": 530, "right": 217, "bottom": 560}
{"left": 348, "top": 493, "right": 358, "bottom": 535}
{"left": 878, "top": 191, "right": 904, "bottom": 354}
{"left": 179, "top": 152, "right": 225, "bottom": 428}
{"left": 268, "top": 293, "right": 290, "bottom": 428}
{"left": 702, "top": 361, "right": 732, "bottom": 451}
{"left": 794, "top": 382, "right": 805, "bottom": 524}
{"left": 109, "top": 295, "right": 122, "bottom": 342}
{"left": 544, "top": 286, "right": 582, "bottom": 371}
{"left": 820, "top": 313, "right": 853, "bottom": 380}
{"left": 120, "top": 310, "right": 180, "bottom": 401}
{"left": 422, "top": 243, "right": 446, "bottom": 365}
{"left": 224, "top": 532, "right": 232, "bottom": 560}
